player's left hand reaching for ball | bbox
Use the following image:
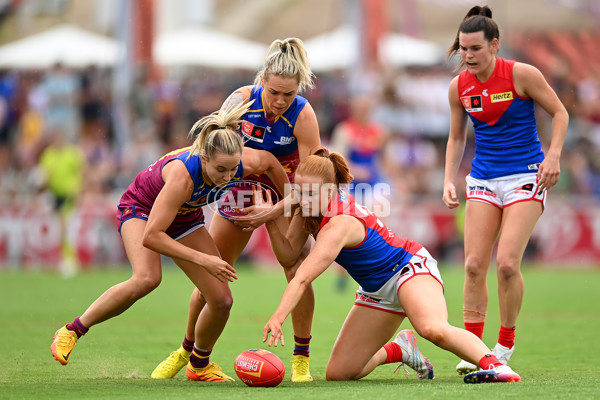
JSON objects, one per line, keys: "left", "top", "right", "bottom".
{"left": 537, "top": 154, "right": 560, "bottom": 192}
{"left": 263, "top": 317, "right": 285, "bottom": 348}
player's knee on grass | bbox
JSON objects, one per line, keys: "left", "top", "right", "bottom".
{"left": 325, "top": 367, "right": 359, "bottom": 381}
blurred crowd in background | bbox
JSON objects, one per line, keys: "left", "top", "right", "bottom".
{"left": 2, "top": 46, "right": 599, "bottom": 207}
{"left": 1, "top": 1, "right": 600, "bottom": 269}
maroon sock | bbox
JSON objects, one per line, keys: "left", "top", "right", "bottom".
{"left": 383, "top": 342, "right": 403, "bottom": 364}
{"left": 66, "top": 317, "right": 89, "bottom": 339}
{"left": 189, "top": 346, "right": 211, "bottom": 369}
{"left": 464, "top": 321, "right": 485, "bottom": 340}
{"left": 293, "top": 335, "right": 311, "bottom": 357}
{"left": 182, "top": 336, "right": 194, "bottom": 353}
{"left": 478, "top": 354, "right": 501, "bottom": 370}
{"left": 498, "top": 325, "right": 515, "bottom": 349}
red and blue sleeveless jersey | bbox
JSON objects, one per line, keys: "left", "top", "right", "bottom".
{"left": 119, "top": 147, "right": 244, "bottom": 221}
{"left": 318, "top": 191, "right": 423, "bottom": 292}
{"left": 458, "top": 57, "right": 544, "bottom": 179}
{"left": 238, "top": 85, "right": 307, "bottom": 193}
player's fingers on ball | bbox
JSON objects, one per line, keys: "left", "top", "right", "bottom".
{"left": 252, "top": 187, "right": 261, "bottom": 204}
{"left": 265, "top": 189, "right": 272, "bottom": 204}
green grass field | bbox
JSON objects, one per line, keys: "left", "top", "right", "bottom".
{"left": 1, "top": 264, "right": 599, "bottom": 399}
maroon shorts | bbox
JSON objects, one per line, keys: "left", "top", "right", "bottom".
{"left": 116, "top": 203, "right": 205, "bottom": 240}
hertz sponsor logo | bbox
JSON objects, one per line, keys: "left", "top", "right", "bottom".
{"left": 491, "top": 91, "right": 513, "bottom": 102}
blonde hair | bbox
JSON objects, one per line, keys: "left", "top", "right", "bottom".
{"left": 188, "top": 101, "right": 253, "bottom": 159}
{"left": 255, "top": 38, "right": 315, "bottom": 93}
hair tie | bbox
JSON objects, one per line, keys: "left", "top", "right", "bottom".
{"left": 280, "top": 42, "right": 288, "bottom": 53}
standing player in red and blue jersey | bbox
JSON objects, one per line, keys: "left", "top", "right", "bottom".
{"left": 261, "top": 148, "right": 521, "bottom": 383}
{"left": 151, "top": 37, "right": 321, "bottom": 382}
{"left": 50, "top": 102, "right": 291, "bottom": 382}
{"left": 443, "top": 5, "right": 568, "bottom": 377}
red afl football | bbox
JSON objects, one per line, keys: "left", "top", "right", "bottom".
{"left": 234, "top": 348, "right": 285, "bottom": 387}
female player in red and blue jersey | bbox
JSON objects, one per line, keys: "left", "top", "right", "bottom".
{"left": 261, "top": 148, "right": 521, "bottom": 383}
{"left": 443, "top": 5, "right": 569, "bottom": 376}
{"left": 151, "top": 38, "right": 321, "bottom": 382}
{"left": 50, "top": 102, "right": 290, "bottom": 382}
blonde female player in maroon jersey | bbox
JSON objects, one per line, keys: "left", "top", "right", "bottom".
{"left": 260, "top": 148, "right": 521, "bottom": 383}
{"left": 50, "top": 101, "right": 290, "bottom": 382}
{"left": 443, "top": 5, "right": 568, "bottom": 376}
{"left": 151, "top": 37, "right": 321, "bottom": 383}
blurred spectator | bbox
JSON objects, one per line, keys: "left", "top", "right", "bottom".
{"left": 38, "top": 126, "right": 87, "bottom": 275}
{"left": 0, "top": 70, "right": 17, "bottom": 145}
{"left": 116, "top": 118, "right": 163, "bottom": 189}
{"left": 331, "top": 95, "right": 388, "bottom": 197}
{"left": 79, "top": 65, "right": 112, "bottom": 141}
{"left": 39, "top": 63, "right": 80, "bottom": 144}
{"left": 577, "top": 65, "right": 600, "bottom": 147}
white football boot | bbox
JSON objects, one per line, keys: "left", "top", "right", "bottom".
{"left": 456, "top": 359, "right": 478, "bottom": 375}
{"left": 492, "top": 343, "right": 514, "bottom": 365}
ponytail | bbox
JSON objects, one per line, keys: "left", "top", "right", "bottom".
{"left": 297, "top": 147, "right": 353, "bottom": 187}
{"left": 188, "top": 100, "right": 253, "bottom": 159}
{"left": 296, "top": 147, "right": 354, "bottom": 235}
{"left": 448, "top": 5, "right": 499, "bottom": 69}
{"left": 255, "top": 37, "right": 315, "bottom": 93}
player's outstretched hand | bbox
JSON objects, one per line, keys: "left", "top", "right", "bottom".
{"left": 232, "top": 184, "right": 275, "bottom": 230}
{"left": 263, "top": 317, "right": 285, "bottom": 348}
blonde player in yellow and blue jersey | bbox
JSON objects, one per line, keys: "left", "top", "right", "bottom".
{"left": 151, "top": 38, "right": 321, "bottom": 383}
{"left": 443, "top": 5, "right": 568, "bottom": 380}
{"left": 50, "top": 101, "right": 290, "bottom": 382}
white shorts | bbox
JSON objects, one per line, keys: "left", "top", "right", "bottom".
{"left": 465, "top": 173, "right": 546, "bottom": 210}
{"left": 354, "top": 248, "right": 444, "bottom": 315}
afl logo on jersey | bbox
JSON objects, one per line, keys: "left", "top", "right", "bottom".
{"left": 461, "top": 95, "right": 483, "bottom": 112}
{"left": 241, "top": 121, "right": 266, "bottom": 143}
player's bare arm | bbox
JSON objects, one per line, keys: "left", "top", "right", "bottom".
{"left": 263, "top": 216, "right": 360, "bottom": 347}
{"left": 443, "top": 77, "right": 469, "bottom": 209}
{"left": 294, "top": 102, "right": 321, "bottom": 161}
{"left": 513, "top": 62, "right": 569, "bottom": 191}
{"left": 143, "top": 161, "right": 237, "bottom": 282}
{"left": 221, "top": 85, "right": 253, "bottom": 110}
{"left": 241, "top": 148, "right": 290, "bottom": 196}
